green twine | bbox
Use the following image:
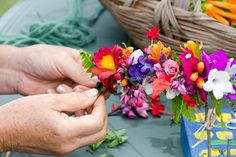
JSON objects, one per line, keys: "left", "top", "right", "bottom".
{"left": 0, "top": 0, "right": 105, "bottom": 48}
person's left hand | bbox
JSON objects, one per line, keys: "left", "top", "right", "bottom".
{"left": 13, "top": 44, "right": 97, "bottom": 95}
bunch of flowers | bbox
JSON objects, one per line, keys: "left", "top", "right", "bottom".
{"left": 80, "top": 27, "right": 236, "bottom": 123}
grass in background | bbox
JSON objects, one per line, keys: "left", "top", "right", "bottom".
{"left": 0, "top": 0, "right": 18, "bottom": 16}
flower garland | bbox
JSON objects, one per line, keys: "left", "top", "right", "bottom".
{"left": 80, "top": 27, "right": 236, "bottom": 123}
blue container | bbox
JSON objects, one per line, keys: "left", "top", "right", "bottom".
{"left": 181, "top": 109, "right": 236, "bottom": 157}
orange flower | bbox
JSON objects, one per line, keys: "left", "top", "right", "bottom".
{"left": 148, "top": 41, "right": 171, "bottom": 63}
{"left": 122, "top": 47, "right": 134, "bottom": 58}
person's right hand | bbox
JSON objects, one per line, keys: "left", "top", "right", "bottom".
{"left": 0, "top": 88, "right": 107, "bottom": 155}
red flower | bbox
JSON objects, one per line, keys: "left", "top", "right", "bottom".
{"left": 146, "top": 27, "right": 159, "bottom": 40}
{"left": 151, "top": 103, "right": 165, "bottom": 117}
{"left": 91, "top": 45, "right": 122, "bottom": 95}
{"left": 151, "top": 78, "right": 171, "bottom": 100}
{"left": 183, "top": 95, "right": 198, "bottom": 109}
{"left": 91, "top": 45, "right": 122, "bottom": 83}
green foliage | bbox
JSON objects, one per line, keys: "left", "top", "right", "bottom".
{"left": 209, "top": 92, "right": 225, "bottom": 128}
{"left": 79, "top": 50, "right": 94, "bottom": 71}
{"left": 87, "top": 128, "right": 128, "bottom": 154}
{"left": 172, "top": 95, "right": 184, "bottom": 124}
{"left": 171, "top": 50, "right": 181, "bottom": 66}
{"left": 172, "top": 95, "right": 196, "bottom": 124}
{"left": 193, "top": 90, "right": 204, "bottom": 108}
{"left": 194, "top": 41, "right": 202, "bottom": 61}
{"left": 99, "top": 154, "right": 115, "bottom": 157}
{"left": 210, "top": 93, "right": 223, "bottom": 117}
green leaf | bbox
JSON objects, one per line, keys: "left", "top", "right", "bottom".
{"left": 193, "top": 91, "right": 204, "bottom": 108}
{"left": 99, "top": 154, "right": 107, "bottom": 157}
{"left": 171, "top": 50, "right": 181, "bottom": 66}
{"left": 107, "top": 139, "right": 119, "bottom": 148}
{"left": 210, "top": 92, "right": 223, "bottom": 117}
{"left": 99, "top": 154, "right": 115, "bottom": 157}
{"left": 172, "top": 95, "right": 184, "bottom": 124}
{"left": 172, "top": 95, "right": 196, "bottom": 123}
{"left": 115, "top": 129, "right": 126, "bottom": 137}
{"left": 182, "top": 105, "right": 196, "bottom": 123}
{"left": 119, "top": 135, "right": 128, "bottom": 144}
{"left": 194, "top": 41, "right": 202, "bottom": 61}
{"left": 87, "top": 128, "right": 128, "bottom": 154}
{"left": 79, "top": 50, "right": 94, "bottom": 71}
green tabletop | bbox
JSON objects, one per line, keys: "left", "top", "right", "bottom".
{"left": 0, "top": 0, "right": 183, "bottom": 156}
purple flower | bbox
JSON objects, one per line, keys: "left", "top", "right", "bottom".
{"left": 120, "top": 85, "right": 149, "bottom": 118}
{"left": 159, "top": 53, "right": 167, "bottom": 64}
{"left": 202, "top": 50, "right": 228, "bottom": 78}
{"left": 186, "top": 85, "right": 196, "bottom": 96}
{"left": 122, "top": 107, "right": 136, "bottom": 119}
{"left": 225, "top": 85, "right": 236, "bottom": 100}
{"left": 128, "top": 65, "right": 146, "bottom": 83}
{"left": 171, "top": 77, "right": 187, "bottom": 95}
{"left": 128, "top": 56, "right": 154, "bottom": 83}
{"left": 137, "top": 56, "right": 154, "bottom": 74}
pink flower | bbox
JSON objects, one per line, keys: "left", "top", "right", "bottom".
{"left": 163, "top": 59, "right": 179, "bottom": 77}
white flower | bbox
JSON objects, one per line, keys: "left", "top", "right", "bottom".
{"left": 225, "top": 58, "right": 236, "bottom": 77}
{"left": 129, "top": 49, "right": 144, "bottom": 64}
{"left": 142, "top": 78, "right": 152, "bottom": 95}
{"left": 203, "top": 69, "right": 233, "bottom": 99}
{"left": 166, "top": 87, "right": 179, "bottom": 99}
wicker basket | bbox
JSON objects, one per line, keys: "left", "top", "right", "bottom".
{"left": 100, "top": 0, "right": 236, "bottom": 57}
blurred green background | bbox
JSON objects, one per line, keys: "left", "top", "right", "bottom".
{"left": 0, "top": 0, "right": 18, "bottom": 16}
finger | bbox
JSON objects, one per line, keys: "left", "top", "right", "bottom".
{"left": 56, "top": 84, "right": 73, "bottom": 94}
{"left": 46, "top": 88, "right": 57, "bottom": 94}
{"left": 76, "top": 116, "right": 108, "bottom": 147}
{"left": 58, "top": 50, "right": 97, "bottom": 88}
{"left": 68, "top": 96, "right": 107, "bottom": 135}
{"left": 54, "top": 88, "right": 98, "bottom": 112}
{"left": 73, "top": 85, "right": 90, "bottom": 92}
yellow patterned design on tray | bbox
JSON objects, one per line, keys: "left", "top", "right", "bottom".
{"left": 195, "top": 113, "right": 232, "bottom": 123}
{"left": 216, "top": 131, "right": 233, "bottom": 140}
{"left": 199, "top": 149, "right": 221, "bottom": 157}
{"left": 195, "top": 113, "right": 205, "bottom": 122}
{"left": 194, "top": 131, "right": 213, "bottom": 140}
{"left": 216, "top": 113, "right": 232, "bottom": 123}
{"left": 223, "top": 149, "right": 236, "bottom": 156}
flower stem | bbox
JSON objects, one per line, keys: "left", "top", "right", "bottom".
{"left": 160, "top": 111, "right": 173, "bottom": 117}
{"left": 108, "top": 105, "right": 121, "bottom": 117}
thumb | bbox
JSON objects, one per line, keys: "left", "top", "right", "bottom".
{"left": 54, "top": 88, "right": 98, "bottom": 112}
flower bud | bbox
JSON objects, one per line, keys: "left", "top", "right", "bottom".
{"left": 196, "top": 77, "right": 205, "bottom": 89}
{"left": 190, "top": 72, "right": 199, "bottom": 82}
{"left": 121, "top": 79, "right": 128, "bottom": 87}
{"left": 114, "top": 73, "right": 121, "bottom": 80}
{"left": 197, "top": 61, "right": 205, "bottom": 74}
{"left": 136, "top": 101, "right": 143, "bottom": 108}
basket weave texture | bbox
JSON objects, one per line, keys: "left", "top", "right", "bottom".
{"left": 100, "top": 0, "right": 236, "bottom": 57}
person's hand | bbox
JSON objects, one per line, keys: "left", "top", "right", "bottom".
{"left": 4, "top": 44, "right": 97, "bottom": 95}
{"left": 0, "top": 88, "right": 107, "bottom": 155}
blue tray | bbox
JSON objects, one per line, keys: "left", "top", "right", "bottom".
{"left": 181, "top": 108, "right": 236, "bottom": 157}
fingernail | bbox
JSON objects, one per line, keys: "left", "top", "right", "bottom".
{"left": 92, "top": 76, "right": 99, "bottom": 82}
{"left": 57, "top": 85, "right": 67, "bottom": 93}
{"left": 84, "top": 88, "right": 98, "bottom": 97}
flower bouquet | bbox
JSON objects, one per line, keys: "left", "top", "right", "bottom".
{"left": 80, "top": 27, "right": 236, "bottom": 124}
{"left": 80, "top": 27, "right": 236, "bottom": 156}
